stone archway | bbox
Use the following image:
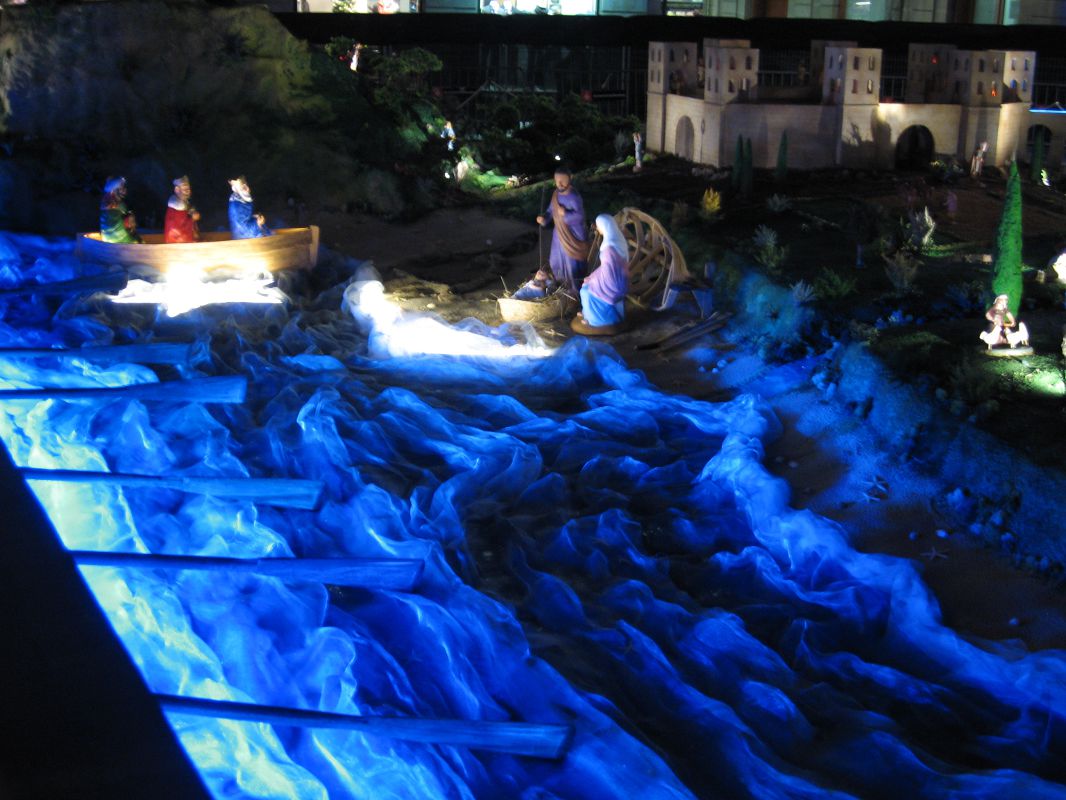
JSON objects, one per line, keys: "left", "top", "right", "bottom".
{"left": 1026, "top": 124, "right": 1053, "bottom": 168}
{"left": 895, "top": 125, "right": 935, "bottom": 171}
{"left": 675, "top": 116, "right": 695, "bottom": 162}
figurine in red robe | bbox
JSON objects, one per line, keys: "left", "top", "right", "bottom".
{"left": 164, "top": 175, "right": 200, "bottom": 243}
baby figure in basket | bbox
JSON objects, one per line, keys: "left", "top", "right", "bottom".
{"left": 512, "top": 266, "right": 559, "bottom": 300}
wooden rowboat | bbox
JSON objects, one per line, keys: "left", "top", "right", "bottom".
{"left": 75, "top": 226, "right": 319, "bottom": 274}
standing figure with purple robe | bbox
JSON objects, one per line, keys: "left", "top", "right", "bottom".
{"left": 164, "top": 175, "right": 201, "bottom": 243}
{"left": 228, "top": 176, "right": 271, "bottom": 239}
{"left": 100, "top": 176, "right": 142, "bottom": 244}
{"left": 536, "top": 167, "right": 589, "bottom": 295}
{"left": 578, "top": 214, "right": 630, "bottom": 328}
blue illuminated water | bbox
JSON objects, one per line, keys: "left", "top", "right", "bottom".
{"left": 1, "top": 234, "right": 1065, "bottom": 799}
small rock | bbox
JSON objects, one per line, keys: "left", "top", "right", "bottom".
{"left": 426, "top": 302, "right": 436, "bottom": 309}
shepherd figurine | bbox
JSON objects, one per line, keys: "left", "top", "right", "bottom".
{"left": 980, "top": 294, "right": 1029, "bottom": 350}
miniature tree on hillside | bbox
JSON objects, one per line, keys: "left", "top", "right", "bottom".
{"left": 741, "top": 137, "right": 754, "bottom": 197}
{"left": 732, "top": 135, "right": 744, "bottom": 190}
{"left": 991, "top": 160, "right": 1023, "bottom": 315}
{"left": 775, "top": 131, "right": 788, "bottom": 184}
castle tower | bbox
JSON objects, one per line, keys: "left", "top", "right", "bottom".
{"left": 822, "top": 43, "right": 883, "bottom": 106}
{"left": 904, "top": 43, "right": 957, "bottom": 103}
{"left": 703, "top": 39, "right": 759, "bottom": 104}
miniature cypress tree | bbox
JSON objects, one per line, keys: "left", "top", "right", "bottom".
{"left": 1030, "top": 133, "right": 1045, "bottom": 184}
{"left": 732, "top": 135, "right": 744, "bottom": 189}
{"left": 775, "top": 130, "right": 788, "bottom": 184}
{"left": 742, "top": 137, "right": 754, "bottom": 197}
{"left": 991, "top": 160, "right": 1023, "bottom": 315}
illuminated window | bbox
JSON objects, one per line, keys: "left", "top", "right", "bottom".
{"left": 931, "top": 53, "right": 938, "bottom": 65}
{"left": 1011, "top": 79, "right": 1017, "bottom": 89}
{"left": 991, "top": 84, "right": 997, "bottom": 97}
{"left": 869, "top": 56, "right": 876, "bottom": 70}
{"left": 867, "top": 79, "right": 874, "bottom": 94}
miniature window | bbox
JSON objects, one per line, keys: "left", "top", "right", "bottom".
{"left": 853, "top": 56, "right": 860, "bottom": 70}
{"left": 991, "top": 84, "right": 997, "bottom": 97}
{"left": 1011, "top": 79, "right": 1017, "bottom": 89}
{"left": 670, "top": 50, "right": 675, "bottom": 63}
{"left": 932, "top": 53, "right": 938, "bottom": 64}
{"left": 715, "top": 78, "right": 719, "bottom": 92}
{"left": 965, "top": 59, "right": 970, "bottom": 70}
{"left": 729, "top": 56, "right": 736, "bottom": 70}
{"left": 742, "top": 77, "right": 749, "bottom": 91}
{"left": 1025, "top": 58, "right": 1030, "bottom": 71}
{"left": 833, "top": 78, "right": 841, "bottom": 93}
{"left": 728, "top": 80, "right": 734, "bottom": 93}
{"left": 954, "top": 58, "right": 959, "bottom": 70}
{"left": 1011, "top": 58, "right": 1016, "bottom": 70}
{"left": 1023, "top": 79, "right": 1029, "bottom": 91}
{"left": 683, "top": 51, "right": 689, "bottom": 63}
{"left": 978, "top": 59, "right": 985, "bottom": 72}
{"left": 867, "top": 79, "right": 874, "bottom": 94}
{"left": 852, "top": 79, "right": 857, "bottom": 93}
{"left": 869, "top": 56, "right": 876, "bottom": 70}
{"left": 993, "top": 59, "right": 999, "bottom": 72}
{"left": 838, "top": 54, "right": 844, "bottom": 68}
{"left": 976, "top": 81, "right": 983, "bottom": 95}
{"left": 745, "top": 55, "right": 752, "bottom": 70}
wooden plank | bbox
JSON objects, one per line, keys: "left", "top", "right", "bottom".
{"left": 70, "top": 551, "right": 424, "bottom": 591}
{"left": 156, "top": 694, "right": 572, "bottom": 758}
{"left": 0, "top": 343, "right": 195, "bottom": 366}
{"left": 0, "top": 376, "right": 247, "bottom": 403}
{"left": 20, "top": 469, "right": 323, "bottom": 510}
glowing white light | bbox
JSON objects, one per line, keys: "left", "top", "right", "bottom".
{"left": 110, "top": 267, "right": 285, "bottom": 317}
{"left": 345, "top": 280, "right": 550, "bottom": 359}
{"left": 554, "top": 154, "right": 562, "bottom": 161}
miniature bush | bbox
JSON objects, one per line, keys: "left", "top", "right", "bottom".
{"left": 883, "top": 250, "right": 920, "bottom": 295}
{"left": 949, "top": 355, "right": 1000, "bottom": 408}
{"left": 670, "top": 201, "right": 691, "bottom": 230}
{"left": 751, "top": 225, "right": 788, "bottom": 273}
{"left": 814, "top": 268, "right": 857, "bottom": 301}
{"left": 766, "top": 194, "right": 791, "bottom": 214}
{"left": 700, "top": 188, "right": 722, "bottom": 221}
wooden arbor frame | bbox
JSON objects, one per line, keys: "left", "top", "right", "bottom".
{"left": 585, "top": 207, "right": 691, "bottom": 307}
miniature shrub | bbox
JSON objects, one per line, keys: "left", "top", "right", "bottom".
{"left": 670, "top": 201, "right": 691, "bottom": 230}
{"left": 700, "top": 188, "right": 722, "bottom": 220}
{"left": 883, "top": 250, "right": 920, "bottom": 295}
{"left": 791, "top": 280, "right": 815, "bottom": 304}
{"left": 751, "top": 225, "right": 788, "bottom": 273}
{"left": 766, "top": 194, "right": 791, "bottom": 214}
{"left": 905, "top": 206, "right": 937, "bottom": 253}
{"left": 814, "top": 268, "right": 857, "bottom": 301}
{"left": 949, "top": 354, "right": 1000, "bottom": 408}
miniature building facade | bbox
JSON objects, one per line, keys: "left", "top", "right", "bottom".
{"left": 645, "top": 38, "right": 1064, "bottom": 173}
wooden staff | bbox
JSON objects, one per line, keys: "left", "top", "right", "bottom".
{"left": 20, "top": 469, "right": 323, "bottom": 510}
{"left": 0, "top": 342, "right": 195, "bottom": 366}
{"left": 0, "top": 376, "right": 246, "bottom": 403}
{"left": 156, "top": 694, "right": 572, "bottom": 758}
{"left": 70, "top": 551, "right": 425, "bottom": 591}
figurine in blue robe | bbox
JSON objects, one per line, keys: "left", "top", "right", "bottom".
{"left": 228, "top": 176, "right": 271, "bottom": 239}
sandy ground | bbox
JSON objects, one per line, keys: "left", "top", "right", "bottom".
{"left": 319, "top": 205, "right": 1066, "bottom": 653}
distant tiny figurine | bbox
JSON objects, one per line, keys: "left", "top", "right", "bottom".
{"left": 577, "top": 214, "right": 630, "bottom": 328}
{"left": 943, "top": 189, "right": 957, "bottom": 222}
{"left": 536, "top": 167, "right": 589, "bottom": 295}
{"left": 512, "top": 266, "right": 558, "bottom": 300}
{"left": 980, "top": 294, "right": 1029, "bottom": 349}
{"left": 100, "top": 176, "right": 142, "bottom": 244}
{"left": 633, "top": 131, "right": 644, "bottom": 172}
{"left": 164, "top": 175, "right": 200, "bottom": 243}
{"left": 970, "top": 141, "right": 988, "bottom": 177}
{"left": 441, "top": 120, "right": 457, "bottom": 152}
{"left": 228, "top": 176, "right": 271, "bottom": 239}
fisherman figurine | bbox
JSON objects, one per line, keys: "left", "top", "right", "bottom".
{"left": 228, "top": 176, "right": 271, "bottom": 239}
{"left": 100, "top": 176, "right": 142, "bottom": 244}
{"left": 576, "top": 214, "right": 630, "bottom": 329}
{"left": 980, "top": 294, "right": 1029, "bottom": 350}
{"left": 535, "top": 167, "right": 589, "bottom": 296}
{"left": 164, "top": 175, "right": 201, "bottom": 243}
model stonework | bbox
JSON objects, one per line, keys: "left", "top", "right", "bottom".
{"left": 646, "top": 39, "right": 1062, "bottom": 174}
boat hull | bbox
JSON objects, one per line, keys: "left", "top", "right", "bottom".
{"left": 76, "top": 227, "right": 319, "bottom": 274}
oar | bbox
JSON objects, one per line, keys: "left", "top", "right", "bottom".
{"left": 0, "top": 272, "right": 127, "bottom": 298}
{"left": 0, "top": 342, "right": 196, "bottom": 366}
{"left": 156, "top": 694, "right": 572, "bottom": 758}
{"left": 20, "top": 469, "right": 323, "bottom": 510}
{"left": 0, "top": 376, "right": 246, "bottom": 403}
{"left": 70, "top": 551, "right": 424, "bottom": 592}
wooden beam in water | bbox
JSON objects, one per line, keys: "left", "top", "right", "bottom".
{"left": 70, "top": 551, "right": 425, "bottom": 591}
{"left": 0, "top": 343, "right": 195, "bottom": 366}
{"left": 0, "top": 376, "right": 247, "bottom": 404}
{"left": 156, "top": 694, "right": 572, "bottom": 758}
{"left": 21, "top": 469, "right": 323, "bottom": 510}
